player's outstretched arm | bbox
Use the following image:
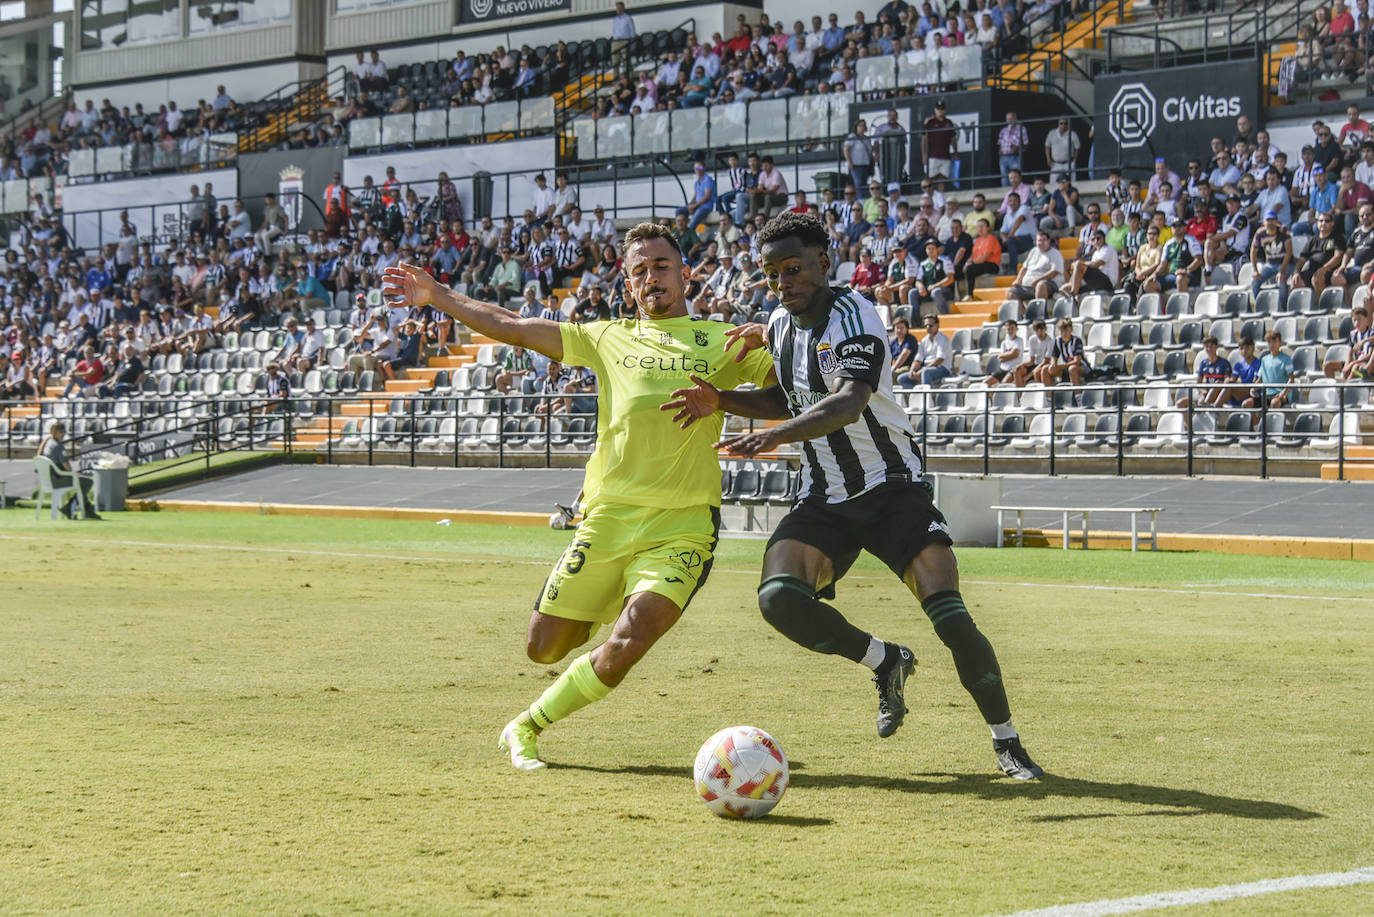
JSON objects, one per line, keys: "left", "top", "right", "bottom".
{"left": 381, "top": 263, "right": 563, "bottom": 360}
{"left": 717, "top": 379, "right": 872, "bottom": 457}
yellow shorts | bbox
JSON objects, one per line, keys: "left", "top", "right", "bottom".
{"left": 534, "top": 502, "right": 721, "bottom": 626}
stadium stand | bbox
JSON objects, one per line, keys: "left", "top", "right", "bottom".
{"left": 2, "top": 0, "right": 1374, "bottom": 484}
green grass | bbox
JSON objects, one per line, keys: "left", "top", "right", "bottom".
{"left": 2, "top": 510, "right": 1372, "bottom": 915}
{"left": 125, "top": 450, "right": 283, "bottom": 495}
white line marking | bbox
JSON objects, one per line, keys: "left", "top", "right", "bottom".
{"left": 996, "top": 865, "right": 1374, "bottom": 917}
{"left": 0, "top": 534, "right": 1364, "bottom": 604}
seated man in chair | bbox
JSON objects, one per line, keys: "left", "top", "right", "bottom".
{"left": 39, "top": 422, "right": 100, "bottom": 520}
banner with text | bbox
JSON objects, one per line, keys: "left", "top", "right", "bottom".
{"left": 1094, "top": 60, "right": 1259, "bottom": 179}
{"left": 459, "top": 0, "right": 569, "bottom": 23}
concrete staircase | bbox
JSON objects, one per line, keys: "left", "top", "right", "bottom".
{"left": 1320, "top": 445, "right": 1374, "bottom": 481}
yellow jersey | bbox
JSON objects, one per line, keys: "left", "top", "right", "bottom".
{"left": 559, "top": 316, "right": 775, "bottom": 510}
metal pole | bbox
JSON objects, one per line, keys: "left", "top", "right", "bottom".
{"left": 498, "top": 393, "right": 505, "bottom": 469}
{"left": 327, "top": 397, "right": 334, "bottom": 465}
{"left": 982, "top": 391, "right": 990, "bottom": 476}
{"left": 1116, "top": 387, "right": 1125, "bottom": 476}
{"left": 409, "top": 396, "right": 417, "bottom": 467}
{"left": 367, "top": 395, "right": 374, "bottom": 465}
{"left": 1259, "top": 390, "right": 1268, "bottom": 479}
{"left": 1338, "top": 386, "right": 1346, "bottom": 479}
{"left": 1185, "top": 385, "right": 1194, "bottom": 477}
{"left": 1048, "top": 396, "right": 1056, "bottom": 476}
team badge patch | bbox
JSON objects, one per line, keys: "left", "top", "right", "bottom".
{"left": 817, "top": 341, "right": 838, "bottom": 374}
{"left": 694, "top": 329, "right": 710, "bottom": 347}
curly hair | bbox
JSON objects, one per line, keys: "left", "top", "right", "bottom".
{"left": 622, "top": 221, "right": 683, "bottom": 257}
{"left": 756, "top": 210, "right": 829, "bottom": 250}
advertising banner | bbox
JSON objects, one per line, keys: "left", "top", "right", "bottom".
{"left": 458, "top": 0, "right": 569, "bottom": 24}
{"left": 1094, "top": 60, "right": 1260, "bottom": 178}
{"left": 238, "top": 146, "right": 346, "bottom": 233}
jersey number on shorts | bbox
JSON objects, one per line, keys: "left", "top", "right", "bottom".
{"left": 564, "top": 541, "right": 591, "bottom": 575}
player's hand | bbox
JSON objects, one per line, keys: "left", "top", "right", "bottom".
{"left": 381, "top": 262, "right": 440, "bottom": 309}
{"left": 661, "top": 373, "right": 720, "bottom": 428}
{"left": 723, "top": 322, "right": 767, "bottom": 362}
{"left": 716, "top": 427, "right": 779, "bottom": 458}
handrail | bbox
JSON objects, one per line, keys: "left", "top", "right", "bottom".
{"left": 5, "top": 379, "right": 1367, "bottom": 480}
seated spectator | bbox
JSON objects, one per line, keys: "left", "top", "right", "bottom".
{"left": 984, "top": 319, "right": 1028, "bottom": 388}
{"left": 1036, "top": 317, "right": 1089, "bottom": 397}
{"left": 495, "top": 345, "right": 536, "bottom": 393}
{"left": 1324, "top": 305, "right": 1372, "bottom": 377}
{"left": 1223, "top": 336, "right": 1263, "bottom": 406}
{"left": 1292, "top": 213, "right": 1345, "bottom": 297}
{"left": 1126, "top": 224, "right": 1166, "bottom": 295}
{"left": 97, "top": 343, "right": 145, "bottom": 397}
{"left": 909, "top": 239, "right": 954, "bottom": 315}
{"left": 1252, "top": 330, "right": 1296, "bottom": 409}
{"left": 1024, "top": 318, "right": 1054, "bottom": 380}
{"left": 1249, "top": 211, "right": 1294, "bottom": 305}
{"left": 963, "top": 218, "right": 1003, "bottom": 291}
{"left": 381, "top": 318, "right": 422, "bottom": 382}
{"left": 62, "top": 345, "right": 105, "bottom": 398}
{"left": 899, "top": 314, "right": 952, "bottom": 386}
{"left": 37, "top": 422, "right": 100, "bottom": 520}
{"left": 888, "top": 316, "right": 918, "bottom": 379}
{"left": 2, "top": 349, "right": 35, "bottom": 400}
{"left": 1176, "top": 335, "right": 1232, "bottom": 408}
{"left": 261, "top": 361, "right": 291, "bottom": 412}
{"left": 1063, "top": 229, "right": 1119, "bottom": 297}
{"left": 997, "top": 192, "right": 1035, "bottom": 262}
{"left": 1006, "top": 232, "right": 1063, "bottom": 307}
{"left": 1162, "top": 217, "right": 1204, "bottom": 292}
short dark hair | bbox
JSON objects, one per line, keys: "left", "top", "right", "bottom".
{"left": 756, "top": 210, "right": 829, "bottom": 250}
{"left": 623, "top": 221, "right": 683, "bottom": 257}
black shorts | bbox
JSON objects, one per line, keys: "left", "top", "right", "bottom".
{"left": 767, "top": 481, "right": 953, "bottom": 595}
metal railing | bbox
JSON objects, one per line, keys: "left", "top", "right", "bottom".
{"left": 5, "top": 380, "right": 1367, "bottom": 480}
{"left": 66, "top": 135, "right": 239, "bottom": 182}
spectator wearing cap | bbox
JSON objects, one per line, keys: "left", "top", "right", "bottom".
{"left": 1250, "top": 210, "right": 1294, "bottom": 305}
{"left": 588, "top": 205, "right": 617, "bottom": 246}
{"left": 61, "top": 345, "right": 104, "bottom": 398}
{"left": 3, "top": 349, "right": 35, "bottom": 400}
{"left": 843, "top": 119, "right": 876, "bottom": 196}
{"left": 1044, "top": 117, "right": 1080, "bottom": 182}
{"left": 1160, "top": 217, "right": 1203, "bottom": 292}
{"left": 686, "top": 161, "right": 717, "bottom": 229}
{"left": 922, "top": 99, "right": 957, "bottom": 187}
{"left": 1293, "top": 165, "right": 1338, "bottom": 238}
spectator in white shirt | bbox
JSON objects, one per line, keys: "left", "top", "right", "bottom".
{"left": 531, "top": 173, "right": 556, "bottom": 224}
{"left": 902, "top": 314, "right": 954, "bottom": 386}
{"left": 985, "top": 319, "right": 1028, "bottom": 387}
{"left": 1008, "top": 231, "right": 1064, "bottom": 303}
{"left": 1065, "top": 229, "right": 1120, "bottom": 295}
{"left": 589, "top": 205, "right": 617, "bottom": 246}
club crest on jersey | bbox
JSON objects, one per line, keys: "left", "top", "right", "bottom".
{"left": 694, "top": 329, "right": 709, "bottom": 347}
{"left": 817, "top": 341, "right": 838, "bottom": 374}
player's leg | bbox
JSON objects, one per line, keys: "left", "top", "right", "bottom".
{"left": 499, "top": 507, "right": 630, "bottom": 769}
{"left": 899, "top": 537, "right": 1043, "bottom": 780}
{"left": 757, "top": 509, "right": 917, "bottom": 738}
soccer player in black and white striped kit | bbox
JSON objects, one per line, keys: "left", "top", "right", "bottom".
{"left": 664, "top": 211, "right": 1042, "bottom": 779}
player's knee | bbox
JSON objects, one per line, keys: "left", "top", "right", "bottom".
{"left": 757, "top": 575, "right": 814, "bottom": 629}
{"left": 932, "top": 611, "right": 980, "bottom": 652}
{"left": 525, "top": 640, "right": 566, "bottom": 665}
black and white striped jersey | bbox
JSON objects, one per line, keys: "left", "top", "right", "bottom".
{"left": 766, "top": 288, "right": 925, "bottom": 505}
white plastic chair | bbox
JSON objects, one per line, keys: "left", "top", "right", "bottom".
{"left": 33, "top": 455, "right": 87, "bottom": 520}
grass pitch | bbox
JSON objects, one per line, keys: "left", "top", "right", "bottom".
{"left": 1, "top": 511, "right": 1372, "bottom": 915}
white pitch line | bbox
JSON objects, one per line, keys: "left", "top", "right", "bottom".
{"left": 996, "top": 866, "right": 1374, "bottom": 917}
{"left": 0, "top": 534, "right": 1366, "bottom": 604}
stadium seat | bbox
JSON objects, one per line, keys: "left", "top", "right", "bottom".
{"left": 1253, "top": 289, "right": 1281, "bottom": 316}
{"left": 1315, "top": 287, "right": 1345, "bottom": 313}
{"left": 727, "top": 465, "right": 761, "bottom": 500}
{"left": 1205, "top": 412, "right": 1251, "bottom": 447}
{"left": 1076, "top": 413, "right": 1119, "bottom": 450}
{"left": 1286, "top": 288, "right": 1313, "bottom": 314}
{"left": 1135, "top": 292, "right": 1162, "bottom": 318}
{"left": 1165, "top": 293, "right": 1190, "bottom": 319}
{"left": 1276, "top": 412, "right": 1322, "bottom": 447}
{"left": 1222, "top": 291, "right": 1249, "bottom": 316}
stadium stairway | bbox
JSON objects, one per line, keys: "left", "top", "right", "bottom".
{"left": 1320, "top": 446, "right": 1374, "bottom": 481}
{"left": 236, "top": 80, "right": 330, "bottom": 154}
{"left": 995, "top": 3, "right": 1134, "bottom": 89}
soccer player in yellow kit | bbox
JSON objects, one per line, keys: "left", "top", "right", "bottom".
{"left": 382, "top": 222, "right": 774, "bottom": 769}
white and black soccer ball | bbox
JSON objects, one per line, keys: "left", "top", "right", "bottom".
{"left": 693, "top": 725, "right": 789, "bottom": 819}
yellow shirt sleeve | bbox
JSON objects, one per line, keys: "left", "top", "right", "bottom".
{"left": 559, "top": 321, "right": 607, "bottom": 371}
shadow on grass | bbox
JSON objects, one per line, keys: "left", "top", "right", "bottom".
{"left": 794, "top": 771, "right": 1324, "bottom": 821}
{"left": 553, "top": 764, "right": 1321, "bottom": 821}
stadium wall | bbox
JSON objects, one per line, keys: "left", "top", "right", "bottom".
{"left": 343, "top": 136, "right": 556, "bottom": 221}
{"left": 62, "top": 168, "right": 239, "bottom": 250}
{"left": 69, "top": 0, "right": 328, "bottom": 89}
